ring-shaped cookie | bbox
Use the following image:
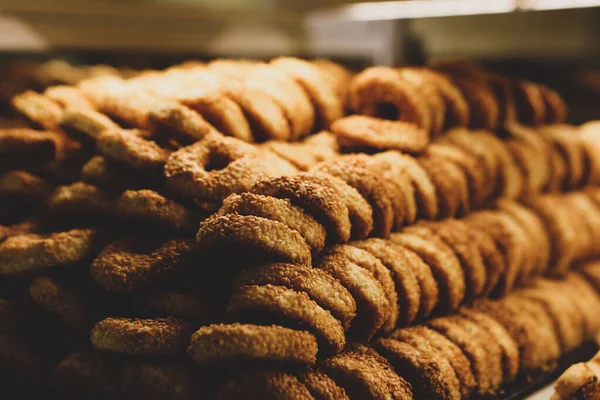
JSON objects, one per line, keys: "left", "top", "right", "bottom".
{"left": 90, "top": 237, "right": 194, "bottom": 294}
{"left": 188, "top": 323, "right": 318, "bottom": 366}
{"left": 165, "top": 133, "right": 267, "bottom": 203}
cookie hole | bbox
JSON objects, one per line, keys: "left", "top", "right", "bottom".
{"left": 205, "top": 153, "right": 232, "bottom": 172}
{"left": 375, "top": 102, "right": 400, "bottom": 121}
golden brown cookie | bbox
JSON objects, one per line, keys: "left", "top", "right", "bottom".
{"left": 444, "top": 75, "right": 499, "bottom": 131}
{"left": 325, "top": 244, "right": 398, "bottom": 335}
{"left": 196, "top": 214, "right": 312, "bottom": 267}
{"left": 96, "top": 128, "right": 169, "bottom": 171}
{"left": 219, "top": 193, "right": 326, "bottom": 253}
{"left": 11, "top": 90, "right": 62, "bottom": 130}
{"left": 116, "top": 189, "right": 205, "bottom": 234}
{"left": 476, "top": 296, "right": 561, "bottom": 372}
{"left": 225, "top": 284, "right": 346, "bottom": 355}
{"left": 251, "top": 174, "right": 351, "bottom": 244}
{"left": 249, "top": 64, "right": 316, "bottom": 139}
{"left": 44, "top": 85, "right": 93, "bottom": 109}
{"left": 225, "top": 83, "right": 291, "bottom": 142}
{"left": 59, "top": 107, "right": 120, "bottom": 143}
{"left": 331, "top": 115, "right": 429, "bottom": 153}
{"left": 348, "top": 66, "right": 431, "bottom": 132}
{"left": 351, "top": 238, "right": 423, "bottom": 327}
{"left": 0, "top": 170, "right": 53, "bottom": 205}
{"left": 513, "top": 80, "right": 547, "bottom": 126}
{"left": 442, "top": 129, "right": 499, "bottom": 202}
{"left": 298, "top": 369, "right": 349, "bottom": 400}
{"left": 367, "top": 152, "right": 417, "bottom": 226}
{"left": 374, "top": 338, "right": 461, "bottom": 400}
{"left": 517, "top": 282, "right": 584, "bottom": 353}
{"left": 390, "top": 326, "right": 476, "bottom": 399}
{"left": 390, "top": 232, "right": 465, "bottom": 314}
{"left": 317, "top": 252, "right": 388, "bottom": 341}
{"left": 91, "top": 317, "right": 194, "bottom": 356}
{"left": 459, "top": 308, "right": 519, "bottom": 383}
{"left": 271, "top": 57, "right": 344, "bottom": 130}
{"left": 90, "top": 237, "right": 194, "bottom": 294}
{"left": 312, "top": 156, "right": 396, "bottom": 238}
{"left": 306, "top": 173, "right": 373, "bottom": 241}
{"left": 427, "top": 315, "right": 503, "bottom": 396}
{"left": 188, "top": 323, "right": 318, "bottom": 366}
{"left": 425, "top": 142, "right": 488, "bottom": 208}
{"left": 0, "top": 128, "right": 60, "bottom": 162}
{"left": 418, "top": 155, "right": 470, "bottom": 218}
{"left": 373, "top": 151, "right": 438, "bottom": 220}
{"left": 0, "top": 228, "right": 104, "bottom": 275}
{"left": 467, "top": 211, "right": 524, "bottom": 296}
{"left": 495, "top": 199, "right": 551, "bottom": 279}
{"left": 49, "top": 182, "right": 117, "bottom": 222}
{"left": 149, "top": 100, "right": 217, "bottom": 143}
{"left": 524, "top": 196, "right": 577, "bottom": 277}
{"left": 29, "top": 276, "right": 93, "bottom": 332}
{"left": 234, "top": 263, "right": 356, "bottom": 330}
{"left": 320, "top": 344, "right": 413, "bottom": 400}
{"left": 414, "top": 221, "right": 487, "bottom": 302}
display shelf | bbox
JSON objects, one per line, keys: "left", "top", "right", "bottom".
{"left": 0, "top": 0, "right": 304, "bottom": 54}
{"left": 306, "top": 0, "right": 600, "bottom": 65}
{"left": 1, "top": 0, "right": 600, "bottom": 56}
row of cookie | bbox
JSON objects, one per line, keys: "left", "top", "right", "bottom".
{"left": 187, "top": 190, "right": 600, "bottom": 364}
{"left": 0, "top": 173, "right": 205, "bottom": 242}
{"left": 196, "top": 125, "right": 600, "bottom": 264}
{"left": 3, "top": 123, "right": 599, "bottom": 273}
{"left": 0, "top": 169, "right": 596, "bottom": 394}
{"left": 0, "top": 225, "right": 227, "bottom": 397}
{"left": 4, "top": 188, "right": 595, "bottom": 358}
{"left": 212, "top": 262, "right": 600, "bottom": 400}
{"left": 0, "top": 300, "right": 220, "bottom": 399}
{"left": 346, "top": 61, "right": 567, "bottom": 140}
{"left": 0, "top": 128, "right": 91, "bottom": 185}
{"left": 0, "top": 333, "right": 215, "bottom": 400}
{"left": 0, "top": 126, "right": 313, "bottom": 221}
{"left": 108, "top": 119, "right": 600, "bottom": 219}
{"left": 11, "top": 57, "right": 351, "bottom": 144}
{"left": 11, "top": 58, "right": 569, "bottom": 145}
{"left": 270, "top": 120, "right": 600, "bottom": 199}
{"left": 4, "top": 117, "right": 593, "bottom": 237}
{"left": 0, "top": 222, "right": 230, "bottom": 323}
{"left": 72, "top": 119, "right": 600, "bottom": 232}
{"left": 1, "top": 59, "right": 134, "bottom": 94}
{"left": 4, "top": 259, "right": 599, "bottom": 399}
{"left": 26, "top": 189, "right": 584, "bottom": 370}
{"left": 0, "top": 59, "right": 135, "bottom": 121}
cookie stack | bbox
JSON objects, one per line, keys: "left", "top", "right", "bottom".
{"left": 1, "top": 57, "right": 600, "bottom": 399}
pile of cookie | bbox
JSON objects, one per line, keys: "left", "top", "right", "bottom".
{"left": 1, "top": 57, "right": 600, "bottom": 399}
{"left": 0, "top": 59, "right": 137, "bottom": 129}
{"left": 209, "top": 263, "right": 600, "bottom": 400}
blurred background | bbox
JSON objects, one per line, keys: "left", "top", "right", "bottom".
{"left": 2, "top": 0, "right": 600, "bottom": 122}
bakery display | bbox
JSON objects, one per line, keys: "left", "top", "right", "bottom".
{"left": 1, "top": 56, "right": 600, "bottom": 399}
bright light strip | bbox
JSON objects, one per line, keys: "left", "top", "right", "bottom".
{"left": 310, "top": 0, "right": 516, "bottom": 22}
{"left": 521, "top": 0, "right": 600, "bottom": 10}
